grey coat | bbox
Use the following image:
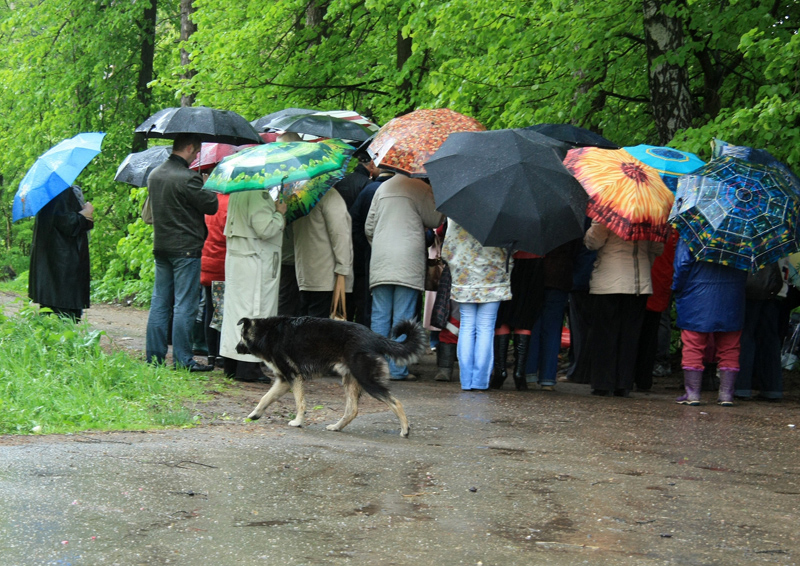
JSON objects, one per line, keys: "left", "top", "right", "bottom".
{"left": 365, "top": 175, "right": 445, "bottom": 291}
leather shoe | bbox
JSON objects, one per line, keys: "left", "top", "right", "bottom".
{"left": 189, "top": 363, "right": 214, "bottom": 372}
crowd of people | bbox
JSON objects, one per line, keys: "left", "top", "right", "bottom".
{"left": 29, "top": 132, "right": 797, "bottom": 405}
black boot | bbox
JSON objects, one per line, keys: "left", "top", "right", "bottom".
{"left": 513, "top": 334, "right": 531, "bottom": 391}
{"left": 489, "top": 334, "right": 511, "bottom": 389}
{"left": 435, "top": 343, "right": 457, "bottom": 381}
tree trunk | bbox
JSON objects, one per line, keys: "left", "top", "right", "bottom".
{"left": 396, "top": 28, "right": 413, "bottom": 113}
{"left": 133, "top": 0, "right": 157, "bottom": 153}
{"left": 642, "top": 0, "right": 694, "bottom": 144}
{"left": 180, "top": 0, "right": 197, "bottom": 107}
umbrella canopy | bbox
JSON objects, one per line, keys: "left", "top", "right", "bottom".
{"left": 368, "top": 108, "right": 486, "bottom": 177}
{"left": 275, "top": 172, "right": 348, "bottom": 224}
{"left": 525, "top": 124, "right": 619, "bottom": 149}
{"left": 13, "top": 132, "right": 106, "bottom": 221}
{"left": 251, "top": 108, "right": 318, "bottom": 132}
{"left": 623, "top": 145, "right": 705, "bottom": 192}
{"left": 314, "top": 110, "right": 379, "bottom": 132}
{"left": 203, "top": 140, "right": 353, "bottom": 222}
{"left": 203, "top": 139, "right": 353, "bottom": 194}
{"left": 425, "top": 129, "right": 588, "bottom": 255}
{"left": 135, "top": 106, "right": 263, "bottom": 145}
{"left": 189, "top": 143, "right": 242, "bottom": 171}
{"left": 114, "top": 145, "right": 171, "bottom": 187}
{"left": 669, "top": 155, "right": 800, "bottom": 271}
{"left": 563, "top": 147, "right": 674, "bottom": 242}
{"left": 265, "top": 113, "right": 373, "bottom": 142}
{"left": 713, "top": 139, "right": 800, "bottom": 196}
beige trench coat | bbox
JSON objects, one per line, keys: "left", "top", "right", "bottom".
{"left": 219, "top": 190, "right": 285, "bottom": 362}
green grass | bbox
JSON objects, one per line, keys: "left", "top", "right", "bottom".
{"left": 0, "top": 303, "right": 223, "bottom": 435}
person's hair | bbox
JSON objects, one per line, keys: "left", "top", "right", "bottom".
{"left": 276, "top": 131, "right": 302, "bottom": 142}
{"left": 173, "top": 133, "right": 203, "bottom": 153}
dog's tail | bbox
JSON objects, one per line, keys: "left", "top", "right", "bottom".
{"left": 380, "top": 319, "right": 427, "bottom": 367}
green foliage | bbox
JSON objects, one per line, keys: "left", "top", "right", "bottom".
{"left": 0, "top": 0, "right": 798, "bottom": 302}
{"left": 0, "top": 301, "right": 221, "bottom": 435}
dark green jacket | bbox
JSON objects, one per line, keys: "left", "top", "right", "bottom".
{"left": 148, "top": 154, "right": 218, "bottom": 257}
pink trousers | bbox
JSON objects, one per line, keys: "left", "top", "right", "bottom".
{"left": 680, "top": 329, "right": 741, "bottom": 371}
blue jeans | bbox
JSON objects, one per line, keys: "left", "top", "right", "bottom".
{"left": 146, "top": 256, "right": 202, "bottom": 369}
{"left": 458, "top": 301, "right": 501, "bottom": 390}
{"left": 526, "top": 289, "right": 569, "bottom": 386}
{"left": 371, "top": 284, "right": 419, "bottom": 378}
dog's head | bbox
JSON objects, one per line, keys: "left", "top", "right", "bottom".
{"left": 236, "top": 318, "right": 254, "bottom": 355}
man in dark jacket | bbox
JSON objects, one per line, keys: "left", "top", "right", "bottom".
{"left": 335, "top": 154, "right": 378, "bottom": 209}
{"left": 145, "top": 133, "right": 219, "bottom": 371}
{"left": 29, "top": 185, "right": 94, "bottom": 320}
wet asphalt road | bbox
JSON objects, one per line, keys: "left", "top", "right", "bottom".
{"left": 1, "top": 374, "right": 799, "bottom": 566}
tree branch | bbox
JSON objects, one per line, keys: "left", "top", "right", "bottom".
{"left": 598, "top": 89, "right": 649, "bottom": 104}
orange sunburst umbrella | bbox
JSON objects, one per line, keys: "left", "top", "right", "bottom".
{"left": 367, "top": 108, "right": 486, "bottom": 177}
{"left": 563, "top": 147, "right": 675, "bottom": 242}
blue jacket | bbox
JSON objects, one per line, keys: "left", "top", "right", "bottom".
{"left": 672, "top": 238, "right": 747, "bottom": 332}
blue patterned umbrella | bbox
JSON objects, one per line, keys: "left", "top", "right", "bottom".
{"left": 624, "top": 145, "right": 705, "bottom": 192}
{"left": 670, "top": 155, "right": 800, "bottom": 271}
{"left": 713, "top": 138, "right": 800, "bottom": 196}
{"left": 13, "top": 132, "right": 105, "bottom": 221}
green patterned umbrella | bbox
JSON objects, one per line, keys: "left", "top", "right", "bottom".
{"left": 203, "top": 139, "right": 353, "bottom": 194}
{"left": 204, "top": 139, "right": 353, "bottom": 222}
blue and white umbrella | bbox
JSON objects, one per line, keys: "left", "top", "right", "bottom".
{"left": 624, "top": 144, "right": 705, "bottom": 192}
{"left": 13, "top": 132, "right": 105, "bottom": 221}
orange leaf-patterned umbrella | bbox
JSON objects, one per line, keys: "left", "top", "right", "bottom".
{"left": 563, "top": 147, "right": 675, "bottom": 242}
{"left": 367, "top": 108, "right": 485, "bottom": 177}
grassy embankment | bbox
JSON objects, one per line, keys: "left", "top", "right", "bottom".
{"left": 0, "top": 293, "right": 222, "bottom": 435}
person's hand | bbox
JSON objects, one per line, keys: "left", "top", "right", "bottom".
{"left": 80, "top": 202, "right": 94, "bottom": 222}
{"left": 275, "top": 200, "right": 288, "bottom": 215}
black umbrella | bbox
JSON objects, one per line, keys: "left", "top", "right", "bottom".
{"left": 251, "top": 108, "right": 319, "bottom": 132}
{"left": 135, "top": 106, "right": 263, "bottom": 146}
{"left": 525, "top": 123, "right": 619, "bottom": 149}
{"left": 425, "top": 129, "right": 588, "bottom": 255}
{"left": 114, "top": 146, "right": 171, "bottom": 187}
{"left": 266, "top": 114, "right": 373, "bottom": 142}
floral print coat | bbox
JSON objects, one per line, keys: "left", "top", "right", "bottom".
{"left": 441, "top": 219, "right": 512, "bottom": 303}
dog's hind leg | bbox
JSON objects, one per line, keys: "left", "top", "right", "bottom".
{"left": 288, "top": 378, "right": 307, "bottom": 427}
{"left": 326, "top": 374, "right": 362, "bottom": 432}
{"left": 247, "top": 378, "right": 291, "bottom": 421}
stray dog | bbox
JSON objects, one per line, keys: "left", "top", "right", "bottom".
{"left": 236, "top": 316, "right": 426, "bottom": 437}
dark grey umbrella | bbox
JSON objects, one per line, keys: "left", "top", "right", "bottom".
{"left": 425, "top": 128, "right": 588, "bottom": 255}
{"left": 251, "top": 108, "right": 319, "bottom": 132}
{"left": 525, "top": 123, "right": 619, "bottom": 149}
{"left": 135, "top": 106, "right": 263, "bottom": 146}
{"left": 266, "top": 114, "right": 373, "bottom": 142}
{"left": 114, "top": 146, "right": 171, "bottom": 187}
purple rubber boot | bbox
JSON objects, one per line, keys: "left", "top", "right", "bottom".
{"left": 717, "top": 369, "right": 737, "bottom": 407}
{"left": 676, "top": 369, "right": 702, "bottom": 405}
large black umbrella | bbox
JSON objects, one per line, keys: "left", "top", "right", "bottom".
{"left": 266, "top": 114, "right": 373, "bottom": 142}
{"left": 135, "top": 106, "right": 263, "bottom": 146}
{"left": 114, "top": 146, "right": 171, "bottom": 187}
{"left": 525, "top": 123, "right": 619, "bottom": 149}
{"left": 425, "top": 128, "right": 588, "bottom": 255}
{"left": 251, "top": 107, "right": 318, "bottom": 132}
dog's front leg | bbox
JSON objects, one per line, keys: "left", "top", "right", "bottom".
{"left": 288, "top": 378, "right": 306, "bottom": 427}
{"left": 247, "top": 379, "right": 291, "bottom": 420}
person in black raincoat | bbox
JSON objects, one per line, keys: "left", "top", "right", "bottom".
{"left": 28, "top": 185, "right": 94, "bottom": 320}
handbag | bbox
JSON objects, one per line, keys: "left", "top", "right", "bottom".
{"left": 330, "top": 274, "right": 347, "bottom": 321}
{"left": 430, "top": 262, "right": 451, "bottom": 329}
{"left": 424, "top": 235, "right": 444, "bottom": 292}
